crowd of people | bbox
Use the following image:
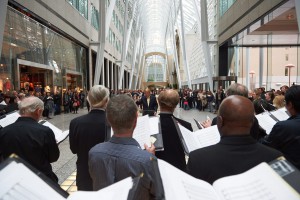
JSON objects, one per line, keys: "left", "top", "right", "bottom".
{"left": 0, "top": 89, "right": 86, "bottom": 119}
{"left": 0, "top": 83, "right": 299, "bottom": 198}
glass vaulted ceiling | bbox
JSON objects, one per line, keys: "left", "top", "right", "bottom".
{"left": 132, "top": 0, "right": 200, "bottom": 54}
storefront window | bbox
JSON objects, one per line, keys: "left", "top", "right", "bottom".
{"left": 0, "top": 6, "right": 87, "bottom": 93}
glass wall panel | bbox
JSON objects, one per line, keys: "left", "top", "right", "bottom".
{"left": 0, "top": 6, "right": 87, "bottom": 92}
{"left": 68, "top": 0, "right": 88, "bottom": 19}
{"left": 91, "top": 5, "right": 99, "bottom": 30}
{"left": 219, "top": 0, "right": 236, "bottom": 17}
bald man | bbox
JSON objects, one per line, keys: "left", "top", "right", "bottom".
{"left": 187, "top": 95, "right": 282, "bottom": 184}
{"left": 156, "top": 89, "right": 192, "bottom": 171}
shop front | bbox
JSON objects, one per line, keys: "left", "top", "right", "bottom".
{"left": 0, "top": 6, "right": 87, "bottom": 94}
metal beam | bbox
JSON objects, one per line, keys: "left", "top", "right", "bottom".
{"left": 134, "top": 39, "right": 144, "bottom": 89}
{"left": 105, "top": 0, "right": 116, "bottom": 38}
{"left": 0, "top": 0, "right": 8, "bottom": 57}
{"left": 296, "top": 0, "right": 300, "bottom": 33}
{"left": 179, "top": 0, "right": 191, "bottom": 88}
{"left": 125, "top": 3, "right": 137, "bottom": 57}
{"left": 138, "top": 56, "right": 146, "bottom": 89}
{"left": 129, "top": 23, "right": 141, "bottom": 89}
{"left": 171, "top": 26, "right": 182, "bottom": 89}
{"left": 93, "top": 1, "right": 107, "bottom": 85}
{"left": 193, "top": 0, "right": 213, "bottom": 90}
{"left": 171, "top": 0, "right": 182, "bottom": 89}
{"left": 118, "top": 0, "right": 129, "bottom": 89}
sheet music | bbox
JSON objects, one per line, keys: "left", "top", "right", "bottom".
{"left": 110, "top": 115, "right": 153, "bottom": 149}
{"left": 0, "top": 111, "right": 20, "bottom": 128}
{"left": 58, "top": 130, "right": 70, "bottom": 144}
{"left": 149, "top": 116, "right": 159, "bottom": 135}
{"left": 178, "top": 125, "right": 200, "bottom": 153}
{"left": 193, "top": 125, "right": 220, "bottom": 149}
{"left": 271, "top": 108, "right": 290, "bottom": 121}
{"left": 41, "top": 121, "right": 69, "bottom": 144}
{"left": 0, "top": 161, "right": 65, "bottom": 200}
{"left": 158, "top": 159, "right": 221, "bottom": 200}
{"left": 178, "top": 125, "right": 220, "bottom": 153}
{"left": 68, "top": 177, "right": 132, "bottom": 200}
{"left": 132, "top": 115, "right": 152, "bottom": 149}
{"left": 213, "top": 162, "right": 300, "bottom": 200}
{"left": 255, "top": 113, "right": 277, "bottom": 135}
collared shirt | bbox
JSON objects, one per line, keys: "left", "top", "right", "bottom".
{"left": 89, "top": 136, "right": 160, "bottom": 193}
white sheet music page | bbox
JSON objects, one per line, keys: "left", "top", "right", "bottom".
{"left": 157, "top": 159, "right": 221, "bottom": 200}
{"left": 0, "top": 111, "right": 20, "bottom": 127}
{"left": 58, "top": 130, "right": 70, "bottom": 144}
{"left": 193, "top": 125, "right": 220, "bottom": 149}
{"left": 41, "top": 121, "right": 67, "bottom": 144}
{"left": 178, "top": 124, "right": 199, "bottom": 153}
{"left": 68, "top": 177, "right": 132, "bottom": 200}
{"left": 132, "top": 115, "right": 151, "bottom": 149}
{"left": 0, "top": 161, "right": 65, "bottom": 200}
{"left": 213, "top": 162, "right": 300, "bottom": 200}
{"left": 271, "top": 108, "right": 290, "bottom": 121}
{"left": 149, "top": 116, "right": 159, "bottom": 135}
{"left": 255, "top": 113, "right": 277, "bottom": 134}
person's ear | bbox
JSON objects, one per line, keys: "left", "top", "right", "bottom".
{"left": 132, "top": 112, "right": 138, "bottom": 130}
{"left": 217, "top": 116, "right": 224, "bottom": 128}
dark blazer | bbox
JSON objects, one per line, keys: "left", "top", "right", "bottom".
{"left": 0, "top": 117, "right": 59, "bottom": 182}
{"left": 187, "top": 135, "right": 282, "bottom": 184}
{"left": 136, "top": 95, "right": 158, "bottom": 116}
{"left": 156, "top": 113, "right": 193, "bottom": 172}
{"left": 262, "top": 114, "right": 300, "bottom": 169}
{"left": 69, "top": 109, "right": 108, "bottom": 191}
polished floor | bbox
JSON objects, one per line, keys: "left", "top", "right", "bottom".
{"left": 50, "top": 105, "right": 217, "bottom": 193}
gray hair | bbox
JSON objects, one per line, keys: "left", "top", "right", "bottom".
{"left": 226, "top": 83, "right": 248, "bottom": 97}
{"left": 87, "top": 85, "right": 109, "bottom": 108}
{"left": 18, "top": 96, "right": 44, "bottom": 115}
{"left": 106, "top": 95, "right": 138, "bottom": 133}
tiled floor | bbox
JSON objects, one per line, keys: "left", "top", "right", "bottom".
{"left": 50, "top": 105, "right": 217, "bottom": 193}
{"left": 60, "top": 171, "right": 77, "bottom": 194}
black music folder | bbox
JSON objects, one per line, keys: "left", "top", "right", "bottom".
{"left": 193, "top": 118, "right": 203, "bottom": 129}
{"left": 151, "top": 120, "right": 164, "bottom": 151}
{"left": 269, "top": 156, "right": 300, "bottom": 194}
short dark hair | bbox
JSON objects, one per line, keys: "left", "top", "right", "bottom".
{"left": 285, "top": 85, "right": 300, "bottom": 113}
{"left": 106, "top": 94, "right": 138, "bottom": 133}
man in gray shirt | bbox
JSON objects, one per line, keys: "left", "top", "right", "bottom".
{"left": 89, "top": 94, "right": 164, "bottom": 199}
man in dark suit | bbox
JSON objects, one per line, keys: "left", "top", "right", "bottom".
{"left": 0, "top": 96, "right": 59, "bottom": 183}
{"left": 156, "top": 89, "right": 193, "bottom": 172}
{"left": 69, "top": 85, "right": 110, "bottom": 191}
{"left": 136, "top": 88, "right": 158, "bottom": 116}
{"left": 262, "top": 85, "right": 300, "bottom": 169}
{"left": 187, "top": 95, "right": 282, "bottom": 184}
